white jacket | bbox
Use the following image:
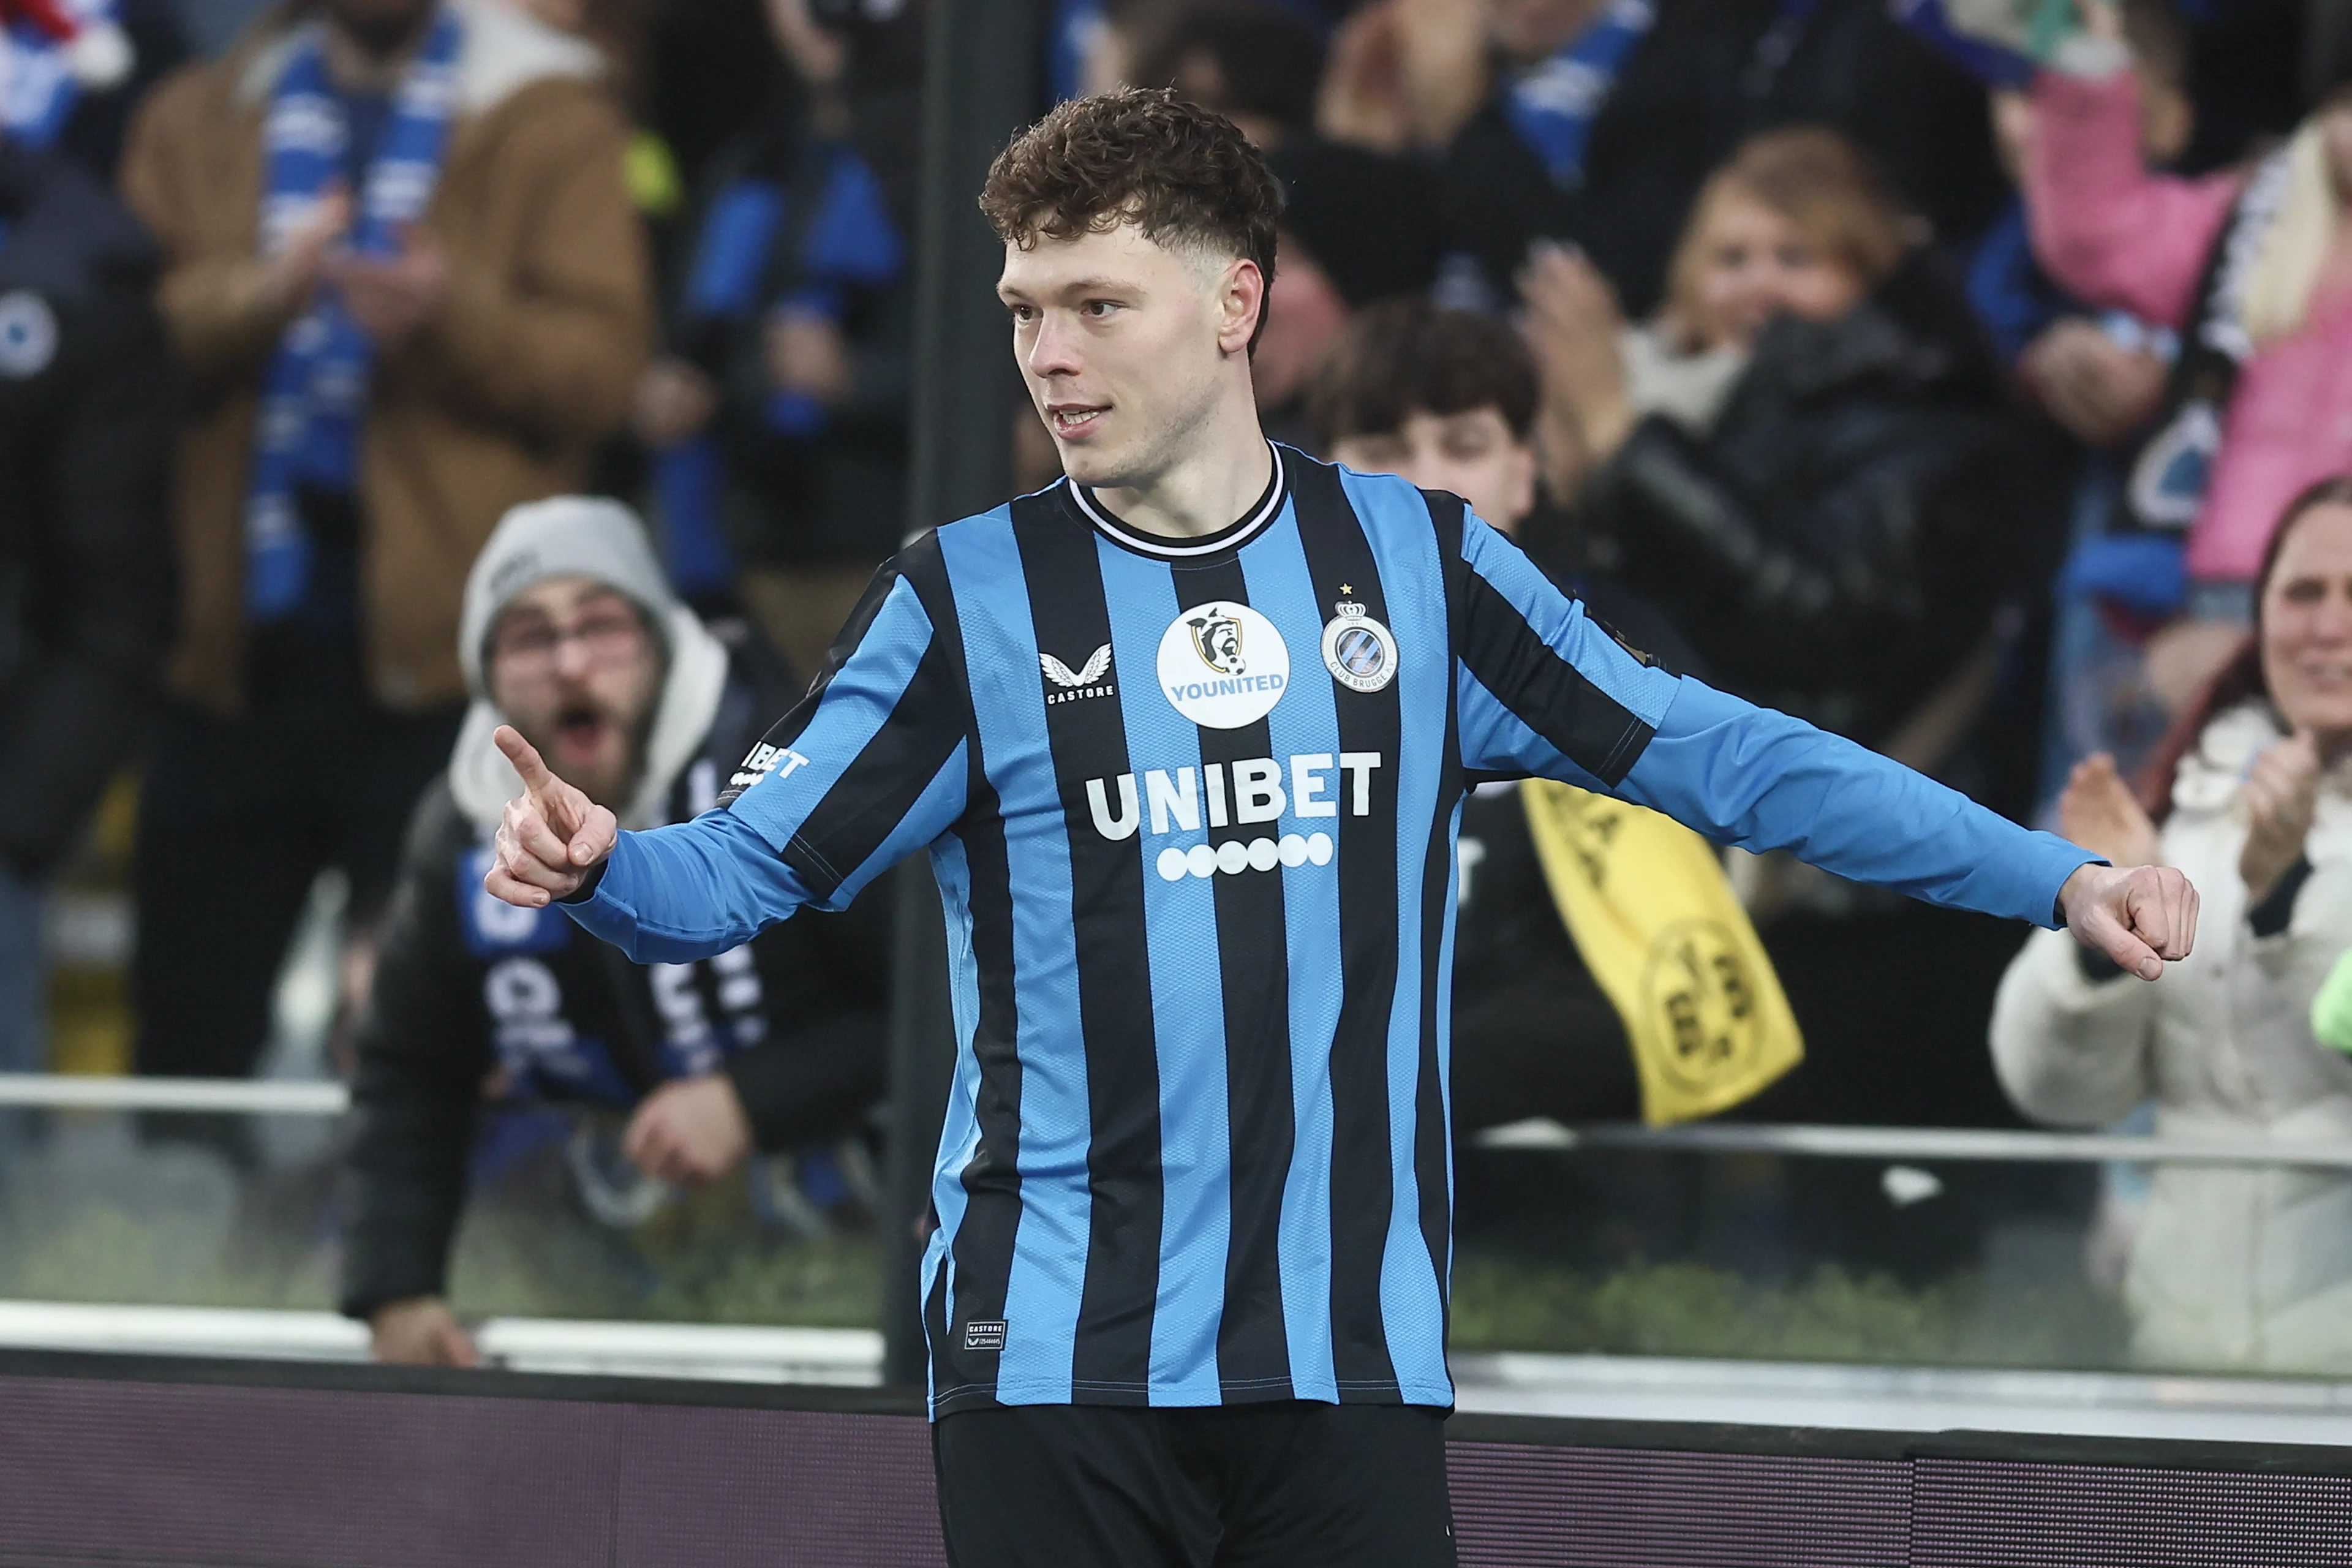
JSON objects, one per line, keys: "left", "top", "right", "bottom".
{"left": 1991, "top": 701, "right": 2352, "bottom": 1373}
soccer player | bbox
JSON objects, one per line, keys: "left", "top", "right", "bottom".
{"left": 484, "top": 90, "right": 2198, "bottom": 1568}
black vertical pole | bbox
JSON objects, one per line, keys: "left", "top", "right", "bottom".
{"left": 883, "top": 0, "right": 1044, "bottom": 1390}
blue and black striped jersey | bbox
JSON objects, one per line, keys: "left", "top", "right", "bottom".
{"left": 564, "top": 446, "right": 2094, "bottom": 1416}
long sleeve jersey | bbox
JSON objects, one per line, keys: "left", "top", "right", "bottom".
{"left": 562, "top": 446, "right": 2095, "bottom": 1415}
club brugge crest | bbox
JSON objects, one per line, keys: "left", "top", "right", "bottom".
{"left": 1321, "top": 598, "right": 1398, "bottom": 693}
{"left": 1157, "top": 600, "right": 1289, "bottom": 728}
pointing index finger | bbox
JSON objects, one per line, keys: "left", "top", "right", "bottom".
{"left": 494, "top": 725, "right": 555, "bottom": 793}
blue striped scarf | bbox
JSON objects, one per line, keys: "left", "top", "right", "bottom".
{"left": 244, "top": 10, "right": 462, "bottom": 620}
{"left": 1504, "top": 0, "right": 1655, "bottom": 190}
{"left": 654, "top": 142, "right": 903, "bottom": 597}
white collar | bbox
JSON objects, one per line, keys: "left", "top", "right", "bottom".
{"left": 1066, "top": 444, "right": 1287, "bottom": 560}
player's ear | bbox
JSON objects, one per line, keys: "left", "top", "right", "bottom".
{"left": 1217, "top": 257, "right": 1264, "bottom": 356}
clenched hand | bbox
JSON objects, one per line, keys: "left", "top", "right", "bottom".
{"left": 2059, "top": 862, "right": 2200, "bottom": 981}
{"left": 483, "top": 725, "right": 617, "bottom": 908}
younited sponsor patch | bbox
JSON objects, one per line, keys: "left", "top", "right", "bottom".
{"left": 1157, "top": 600, "right": 1289, "bottom": 729}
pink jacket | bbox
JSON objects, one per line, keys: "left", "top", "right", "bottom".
{"left": 2027, "top": 69, "right": 2352, "bottom": 586}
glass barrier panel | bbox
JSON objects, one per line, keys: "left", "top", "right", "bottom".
{"left": 0, "top": 1104, "right": 883, "bottom": 1333}
{"left": 1454, "top": 1139, "right": 2138, "bottom": 1373}
{"left": 9, "top": 1096, "right": 2352, "bottom": 1389}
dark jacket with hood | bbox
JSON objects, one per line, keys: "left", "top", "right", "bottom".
{"left": 1582, "top": 256, "right": 2058, "bottom": 752}
{"left": 338, "top": 622, "right": 889, "bottom": 1319}
{"left": 0, "top": 137, "right": 174, "bottom": 877}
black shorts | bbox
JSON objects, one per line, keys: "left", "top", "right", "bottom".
{"left": 932, "top": 1400, "right": 1457, "bottom": 1568}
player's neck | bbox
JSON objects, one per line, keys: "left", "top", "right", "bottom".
{"left": 1088, "top": 398, "right": 1273, "bottom": 541}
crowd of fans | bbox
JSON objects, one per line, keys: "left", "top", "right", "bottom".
{"left": 5, "top": 0, "right": 2352, "bottom": 1375}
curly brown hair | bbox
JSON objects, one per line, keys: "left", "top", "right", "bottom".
{"left": 980, "top": 88, "right": 1282, "bottom": 347}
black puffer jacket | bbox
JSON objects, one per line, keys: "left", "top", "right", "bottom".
{"left": 0, "top": 139, "right": 174, "bottom": 877}
{"left": 339, "top": 627, "right": 890, "bottom": 1319}
{"left": 1584, "top": 258, "right": 2058, "bottom": 751}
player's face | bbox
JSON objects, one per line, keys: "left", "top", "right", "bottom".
{"left": 484, "top": 575, "right": 666, "bottom": 809}
{"left": 1332, "top": 407, "right": 1537, "bottom": 536}
{"left": 1000, "top": 222, "right": 1262, "bottom": 491}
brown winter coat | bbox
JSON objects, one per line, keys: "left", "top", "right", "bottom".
{"left": 120, "top": 5, "right": 652, "bottom": 713}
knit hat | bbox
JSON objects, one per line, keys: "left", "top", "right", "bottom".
{"left": 458, "top": 495, "right": 684, "bottom": 696}
{"left": 448, "top": 496, "right": 730, "bottom": 832}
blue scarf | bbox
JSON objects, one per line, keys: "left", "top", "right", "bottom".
{"left": 654, "top": 141, "right": 903, "bottom": 597}
{"left": 1504, "top": 0, "right": 1655, "bottom": 190}
{"left": 244, "top": 10, "right": 462, "bottom": 620}
{"left": 679, "top": 145, "right": 902, "bottom": 434}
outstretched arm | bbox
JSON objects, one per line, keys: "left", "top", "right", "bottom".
{"left": 1451, "top": 509, "right": 2198, "bottom": 976}
{"left": 1621, "top": 683, "right": 2192, "bottom": 974}
{"left": 486, "top": 555, "right": 970, "bottom": 963}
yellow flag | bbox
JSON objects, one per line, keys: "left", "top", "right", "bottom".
{"left": 1520, "top": 780, "right": 1803, "bottom": 1126}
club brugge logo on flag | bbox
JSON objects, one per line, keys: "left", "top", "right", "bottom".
{"left": 1320, "top": 597, "right": 1398, "bottom": 693}
{"left": 1158, "top": 600, "right": 1289, "bottom": 729}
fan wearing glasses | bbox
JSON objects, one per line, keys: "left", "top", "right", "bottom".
{"left": 339, "top": 497, "right": 889, "bottom": 1366}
